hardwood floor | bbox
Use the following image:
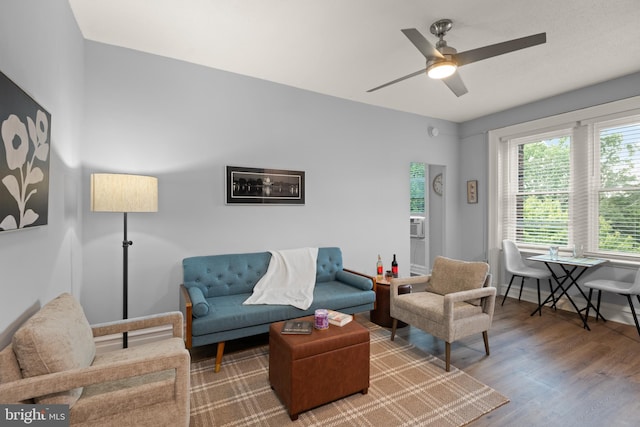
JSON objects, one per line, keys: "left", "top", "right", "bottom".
{"left": 391, "top": 297, "right": 640, "bottom": 426}
{"left": 192, "top": 298, "right": 640, "bottom": 426}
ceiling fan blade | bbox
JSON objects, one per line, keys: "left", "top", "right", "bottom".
{"left": 401, "top": 28, "right": 444, "bottom": 60}
{"left": 455, "top": 32, "right": 546, "bottom": 66}
{"left": 442, "top": 72, "right": 468, "bottom": 97}
{"left": 367, "top": 69, "right": 426, "bottom": 92}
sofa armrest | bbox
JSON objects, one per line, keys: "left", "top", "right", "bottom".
{"left": 91, "top": 311, "right": 183, "bottom": 339}
{"left": 0, "top": 347, "right": 190, "bottom": 404}
{"left": 186, "top": 287, "right": 210, "bottom": 317}
{"left": 179, "top": 285, "right": 193, "bottom": 349}
{"left": 337, "top": 269, "right": 374, "bottom": 291}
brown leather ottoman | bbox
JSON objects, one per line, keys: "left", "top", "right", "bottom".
{"left": 269, "top": 316, "right": 370, "bottom": 420}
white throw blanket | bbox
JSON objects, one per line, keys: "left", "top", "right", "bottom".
{"left": 243, "top": 247, "right": 318, "bottom": 310}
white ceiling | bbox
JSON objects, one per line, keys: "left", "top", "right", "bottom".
{"left": 68, "top": 0, "right": 640, "bottom": 123}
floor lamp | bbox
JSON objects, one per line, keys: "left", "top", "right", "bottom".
{"left": 90, "top": 173, "right": 158, "bottom": 348}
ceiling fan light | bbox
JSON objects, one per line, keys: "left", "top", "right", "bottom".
{"left": 427, "top": 61, "right": 457, "bottom": 79}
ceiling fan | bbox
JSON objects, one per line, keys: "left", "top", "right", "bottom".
{"left": 367, "top": 19, "right": 546, "bottom": 97}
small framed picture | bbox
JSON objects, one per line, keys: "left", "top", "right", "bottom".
{"left": 467, "top": 180, "right": 478, "bottom": 204}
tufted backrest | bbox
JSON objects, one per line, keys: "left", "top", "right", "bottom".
{"left": 182, "top": 247, "right": 344, "bottom": 297}
{"left": 315, "top": 247, "right": 343, "bottom": 282}
{"left": 183, "top": 252, "right": 271, "bottom": 297}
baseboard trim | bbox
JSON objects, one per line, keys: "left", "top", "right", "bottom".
{"left": 94, "top": 325, "right": 175, "bottom": 354}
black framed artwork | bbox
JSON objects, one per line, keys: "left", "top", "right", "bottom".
{"left": 226, "top": 166, "right": 305, "bottom": 205}
{"left": 0, "top": 71, "right": 51, "bottom": 232}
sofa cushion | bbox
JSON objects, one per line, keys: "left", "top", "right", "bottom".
{"left": 190, "top": 281, "right": 376, "bottom": 337}
{"left": 315, "top": 247, "right": 344, "bottom": 282}
{"left": 188, "top": 287, "right": 210, "bottom": 317}
{"left": 12, "top": 293, "right": 96, "bottom": 407}
{"left": 428, "top": 257, "right": 489, "bottom": 304}
{"left": 72, "top": 338, "right": 185, "bottom": 424}
{"left": 183, "top": 252, "right": 272, "bottom": 298}
{"left": 183, "top": 247, "right": 346, "bottom": 297}
{"left": 311, "top": 281, "right": 375, "bottom": 309}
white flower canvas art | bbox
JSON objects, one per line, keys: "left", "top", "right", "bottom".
{"left": 0, "top": 71, "right": 51, "bottom": 232}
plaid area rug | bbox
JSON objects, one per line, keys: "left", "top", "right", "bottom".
{"left": 190, "top": 321, "right": 508, "bottom": 426}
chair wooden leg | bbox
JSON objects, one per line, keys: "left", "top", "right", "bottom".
{"left": 445, "top": 342, "right": 451, "bottom": 372}
{"left": 482, "top": 331, "right": 490, "bottom": 356}
{"left": 390, "top": 318, "right": 398, "bottom": 341}
{"left": 214, "top": 341, "right": 225, "bottom": 373}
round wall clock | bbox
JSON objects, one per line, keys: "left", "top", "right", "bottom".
{"left": 432, "top": 173, "right": 443, "bottom": 196}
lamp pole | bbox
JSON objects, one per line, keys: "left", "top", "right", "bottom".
{"left": 122, "top": 212, "right": 133, "bottom": 348}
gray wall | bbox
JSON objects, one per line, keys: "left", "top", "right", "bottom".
{"left": 0, "top": 0, "right": 84, "bottom": 346}
{"left": 79, "top": 42, "right": 461, "bottom": 323}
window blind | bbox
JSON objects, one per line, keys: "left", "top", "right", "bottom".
{"left": 594, "top": 116, "right": 640, "bottom": 255}
{"left": 502, "top": 130, "right": 572, "bottom": 247}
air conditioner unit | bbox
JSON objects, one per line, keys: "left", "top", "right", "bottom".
{"left": 410, "top": 216, "right": 425, "bottom": 238}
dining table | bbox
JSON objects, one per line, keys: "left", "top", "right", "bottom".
{"left": 527, "top": 253, "right": 608, "bottom": 330}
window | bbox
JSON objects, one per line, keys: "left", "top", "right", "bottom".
{"left": 504, "top": 132, "right": 571, "bottom": 246}
{"left": 492, "top": 97, "right": 640, "bottom": 261}
{"left": 410, "top": 162, "right": 425, "bottom": 215}
{"left": 594, "top": 117, "right": 640, "bottom": 254}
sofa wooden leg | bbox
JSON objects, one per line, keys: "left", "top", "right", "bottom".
{"left": 483, "top": 331, "right": 490, "bottom": 356}
{"left": 445, "top": 342, "right": 451, "bottom": 372}
{"left": 390, "top": 318, "right": 398, "bottom": 341}
{"left": 215, "top": 341, "right": 225, "bottom": 373}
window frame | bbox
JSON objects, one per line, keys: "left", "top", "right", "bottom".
{"left": 503, "top": 129, "right": 573, "bottom": 247}
{"left": 488, "top": 96, "right": 640, "bottom": 272}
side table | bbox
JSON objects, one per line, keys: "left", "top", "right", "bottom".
{"left": 370, "top": 279, "right": 411, "bottom": 328}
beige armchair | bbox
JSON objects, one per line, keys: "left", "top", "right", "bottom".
{"left": 0, "top": 293, "right": 190, "bottom": 426}
{"left": 390, "top": 256, "right": 496, "bottom": 371}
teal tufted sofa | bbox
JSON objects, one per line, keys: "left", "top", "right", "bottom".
{"left": 180, "top": 247, "right": 375, "bottom": 372}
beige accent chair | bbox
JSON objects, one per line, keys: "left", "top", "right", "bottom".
{"left": 0, "top": 293, "right": 190, "bottom": 426}
{"left": 390, "top": 256, "right": 496, "bottom": 371}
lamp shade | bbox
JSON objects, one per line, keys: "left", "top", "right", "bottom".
{"left": 90, "top": 173, "right": 158, "bottom": 213}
